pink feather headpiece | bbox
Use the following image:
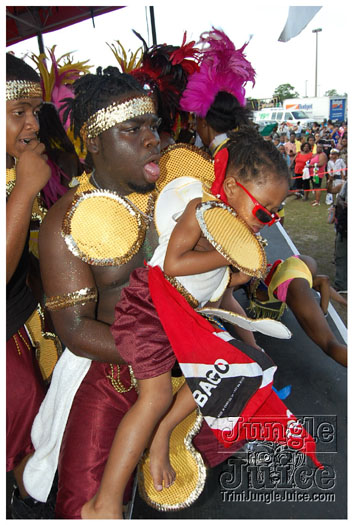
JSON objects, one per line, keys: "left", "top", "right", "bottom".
{"left": 180, "top": 28, "right": 255, "bottom": 117}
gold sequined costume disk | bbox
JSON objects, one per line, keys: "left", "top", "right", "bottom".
{"left": 61, "top": 172, "right": 155, "bottom": 265}
{"left": 25, "top": 305, "right": 63, "bottom": 383}
{"left": 157, "top": 143, "right": 214, "bottom": 192}
{"left": 196, "top": 200, "right": 267, "bottom": 278}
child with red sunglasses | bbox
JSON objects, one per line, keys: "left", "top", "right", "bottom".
{"left": 81, "top": 126, "right": 292, "bottom": 519}
{"left": 163, "top": 127, "right": 289, "bottom": 281}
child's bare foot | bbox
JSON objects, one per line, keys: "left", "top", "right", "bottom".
{"left": 149, "top": 431, "right": 176, "bottom": 491}
{"left": 81, "top": 496, "right": 123, "bottom": 519}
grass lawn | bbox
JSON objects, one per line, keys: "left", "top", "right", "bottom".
{"left": 281, "top": 190, "right": 347, "bottom": 326}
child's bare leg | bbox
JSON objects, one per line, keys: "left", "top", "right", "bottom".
{"left": 81, "top": 372, "right": 173, "bottom": 519}
{"left": 219, "top": 288, "right": 261, "bottom": 349}
{"left": 312, "top": 275, "right": 331, "bottom": 314}
{"left": 287, "top": 279, "right": 347, "bottom": 366}
{"left": 149, "top": 382, "right": 197, "bottom": 490}
{"left": 329, "top": 285, "right": 347, "bottom": 307}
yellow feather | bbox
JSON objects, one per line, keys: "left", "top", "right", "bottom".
{"left": 107, "top": 40, "right": 143, "bottom": 73}
{"left": 30, "top": 45, "right": 92, "bottom": 99}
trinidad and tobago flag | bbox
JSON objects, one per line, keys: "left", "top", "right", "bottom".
{"left": 148, "top": 265, "right": 323, "bottom": 469}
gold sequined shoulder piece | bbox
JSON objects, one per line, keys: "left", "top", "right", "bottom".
{"left": 62, "top": 172, "right": 155, "bottom": 266}
{"left": 125, "top": 191, "right": 156, "bottom": 220}
{"left": 74, "top": 172, "right": 155, "bottom": 216}
{"left": 157, "top": 143, "right": 214, "bottom": 193}
{"left": 195, "top": 200, "right": 267, "bottom": 278}
{"left": 73, "top": 171, "right": 95, "bottom": 193}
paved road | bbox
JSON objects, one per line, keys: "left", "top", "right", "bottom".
{"left": 132, "top": 223, "right": 347, "bottom": 519}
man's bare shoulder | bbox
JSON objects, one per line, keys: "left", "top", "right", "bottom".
{"left": 40, "top": 187, "right": 76, "bottom": 237}
{"left": 38, "top": 188, "right": 81, "bottom": 266}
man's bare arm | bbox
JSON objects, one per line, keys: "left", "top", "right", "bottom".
{"left": 39, "top": 195, "right": 125, "bottom": 364}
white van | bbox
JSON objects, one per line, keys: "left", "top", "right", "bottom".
{"left": 253, "top": 108, "right": 316, "bottom": 128}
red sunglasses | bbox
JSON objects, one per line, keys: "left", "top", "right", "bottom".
{"left": 236, "top": 181, "right": 280, "bottom": 226}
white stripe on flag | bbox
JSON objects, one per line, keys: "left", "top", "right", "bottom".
{"left": 204, "top": 415, "right": 240, "bottom": 432}
{"left": 180, "top": 361, "right": 263, "bottom": 380}
{"left": 261, "top": 366, "right": 277, "bottom": 388}
{"left": 213, "top": 331, "right": 233, "bottom": 342}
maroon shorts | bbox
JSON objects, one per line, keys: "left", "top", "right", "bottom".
{"left": 55, "top": 361, "right": 138, "bottom": 519}
{"left": 111, "top": 266, "right": 176, "bottom": 379}
{"left": 6, "top": 326, "right": 46, "bottom": 471}
{"left": 55, "top": 359, "right": 240, "bottom": 519}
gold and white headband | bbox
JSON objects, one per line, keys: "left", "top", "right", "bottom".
{"left": 6, "top": 80, "right": 42, "bottom": 101}
{"left": 80, "top": 95, "right": 156, "bottom": 141}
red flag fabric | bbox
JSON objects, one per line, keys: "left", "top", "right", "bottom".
{"left": 211, "top": 147, "right": 229, "bottom": 204}
{"left": 148, "top": 265, "right": 323, "bottom": 469}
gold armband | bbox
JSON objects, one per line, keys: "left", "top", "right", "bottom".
{"left": 45, "top": 287, "right": 98, "bottom": 311}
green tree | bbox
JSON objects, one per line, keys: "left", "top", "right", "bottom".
{"left": 273, "top": 83, "right": 299, "bottom": 103}
{"left": 324, "top": 89, "right": 347, "bottom": 97}
{"left": 324, "top": 89, "right": 339, "bottom": 97}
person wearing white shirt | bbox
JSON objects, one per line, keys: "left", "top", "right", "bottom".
{"left": 325, "top": 149, "right": 346, "bottom": 204}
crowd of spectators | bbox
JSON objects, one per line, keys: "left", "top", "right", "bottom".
{"left": 258, "top": 118, "right": 348, "bottom": 294}
{"left": 259, "top": 119, "right": 347, "bottom": 206}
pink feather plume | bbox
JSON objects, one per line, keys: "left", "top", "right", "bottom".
{"left": 180, "top": 28, "right": 255, "bottom": 117}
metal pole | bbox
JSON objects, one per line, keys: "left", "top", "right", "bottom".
{"left": 314, "top": 32, "right": 318, "bottom": 97}
{"left": 312, "top": 28, "right": 322, "bottom": 97}
{"left": 149, "top": 6, "right": 157, "bottom": 45}
{"left": 37, "top": 32, "right": 45, "bottom": 54}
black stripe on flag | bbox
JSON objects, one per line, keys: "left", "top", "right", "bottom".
{"left": 186, "top": 375, "right": 262, "bottom": 418}
{"left": 179, "top": 336, "right": 276, "bottom": 419}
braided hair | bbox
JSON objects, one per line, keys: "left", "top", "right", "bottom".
{"left": 37, "top": 103, "right": 83, "bottom": 208}
{"left": 226, "top": 126, "right": 290, "bottom": 185}
{"left": 6, "top": 52, "right": 40, "bottom": 82}
{"left": 38, "top": 103, "right": 78, "bottom": 159}
{"left": 205, "top": 91, "right": 252, "bottom": 133}
{"left": 131, "top": 41, "right": 199, "bottom": 135}
{"left": 61, "top": 66, "right": 146, "bottom": 151}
